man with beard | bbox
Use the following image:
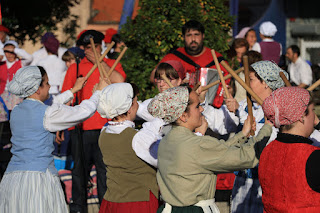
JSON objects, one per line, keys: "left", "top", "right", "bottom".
{"left": 150, "top": 20, "right": 230, "bottom": 108}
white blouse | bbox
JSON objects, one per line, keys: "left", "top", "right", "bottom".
{"left": 43, "top": 90, "right": 101, "bottom": 132}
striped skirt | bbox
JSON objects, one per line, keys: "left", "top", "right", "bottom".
{"left": 0, "top": 169, "right": 68, "bottom": 213}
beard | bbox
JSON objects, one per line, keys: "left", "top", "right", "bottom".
{"left": 185, "top": 40, "right": 204, "bottom": 56}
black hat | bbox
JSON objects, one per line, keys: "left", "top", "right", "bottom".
{"left": 78, "top": 30, "right": 104, "bottom": 46}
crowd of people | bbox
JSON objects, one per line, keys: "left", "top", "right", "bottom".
{"left": 0, "top": 19, "right": 319, "bottom": 213}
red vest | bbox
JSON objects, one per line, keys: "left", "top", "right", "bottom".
{"left": 0, "top": 60, "right": 22, "bottom": 94}
{"left": 259, "top": 140, "right": 320, "bottom": 213}
{"left": 260, "top": 41, "right": 281, "bottom": 65}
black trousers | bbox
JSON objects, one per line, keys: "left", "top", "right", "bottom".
{"left": 69, "top": 129, "right": 107, "bottom": 213}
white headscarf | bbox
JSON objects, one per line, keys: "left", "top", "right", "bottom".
{"left": 97, "top": 83, "right": 134, "bottom": 119}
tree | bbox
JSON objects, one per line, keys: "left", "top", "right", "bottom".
{"left": 1, "top": 0, "right": 80, "bottom": 45}
{"left": 120, "top": 0, "right": 233, "bottom": 100}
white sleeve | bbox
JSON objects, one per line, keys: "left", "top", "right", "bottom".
{"left": 251, "top": 42, "right": 261, "bottom": 53}
{"left": 52, "top": 89, "right": 74, "bottom": 104}
{"left": 136, "top": 99, "right": 154, "bottom": 121}
{"left": 202, "top": 103, "right": 239, "bottom": 135}
{"left": 132, "top": 118, "right": 165, "bottom": 167}
{"left": 14, "top": 48, "right": 33, "bottom": 66}
{"left": 43, "top": 90, "right": 100, "bottom": 132}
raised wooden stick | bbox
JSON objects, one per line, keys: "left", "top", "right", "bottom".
{"left": 279, "top": 72, "right": 291, "bottom": 87}
{"left": 243, "top": 56, "right": 254, "bottom": 136}
{"left": 202, "top": 67, "right": 244, "bottom": 91}
{"left": 85, "top": 41, "right": 115, "bottom": 79}
{"left": 307, "top": 79, "right": 320, "bottom": 91}
{"left": 107, "top": 46, "right": 128, "bottom": 77}
{"left": 90, "top": 38, "right": 107, "bottom": 78}
{"left": 221, "top": 60, "right": 263, "bottom": 105}
{"left": 161, "top": 73, "right": 174, "bottom": 88}
{"left": 211, "top": 50, "right": 230, "bottom": 99}
{"left": 192, "top": 82, "right": 201, "bottom": 91}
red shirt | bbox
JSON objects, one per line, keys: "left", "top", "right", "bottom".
{"left": 160, "top": 47, "right": 230, "bottom": 108}
{"left": 0, "top": 60, "right": 22, "bottom": 94}
{"left": 62, "top": 57, "right": 126, "bottom": 130}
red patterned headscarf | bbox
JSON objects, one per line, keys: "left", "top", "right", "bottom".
{"left": 262, "top": 87, "right": 310, "bottom": 128}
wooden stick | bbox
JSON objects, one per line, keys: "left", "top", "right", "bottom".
{"left": 211, "top": 50, "right": 230, "bottom": 99}
{"left": 85, "top": 41, "right": 115, "bottom": 79}
{"left": 192, "top": 82, "right": 201, "bottom": 91}
{"left": 202, "top": 67, "right": 244, "bottom": 91}
{"left": 279, "top": 72, "right": 291, "bottom": 87}
{"left": 307, "top": 79, "right": 320, "bottom": 91}
{"left": 243, "top": 56, "right": 254, "bottom": 136}
{"left": 107, "top": 46, "right": 128, "bottom": 77}
{"left": 221, "top": 60, "right": 263, "bottom": 105}
{"left": 90, "top": 38, "right": 107, "bottom": 78}
{"left": 161, "top": 73, "right": 174, "bottom": 88}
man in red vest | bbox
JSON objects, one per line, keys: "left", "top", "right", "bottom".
{"left": 150, "top": 20, "right": 230, "bottom": 108}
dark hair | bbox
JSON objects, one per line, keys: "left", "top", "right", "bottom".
{"left": 37, "top": 66, "right": 47, "bottom": 86}
{"left": 249, "top": 66, "right": 264, "bottom": 83}
{"left": 244, "top": 29, "right": 256, "bottom": 38}
{"left": 130, "top": 83, "right": 139, "bottom": 99}
{"left": 62, "top": 51, "right": 76, "bottom": 62}
{"left": 288, "top": 45, "right": 300, "bottom": 57}
{"left": 155, "top": 63, "right": 180, "bottom": 80}
{"left": 279, "top": 94, "right": 313, "bottom": 132}
{"left": 245, "top": 50, "right": 263, "bottom": 65}
{"left": 182, "top": 20, "right": 205, "bottom": 36}
{"left": 111, "top": 34, "right": 122, "bottom": 45}
{"left": 232, "top": 38, "right": 249, "bottom": 50}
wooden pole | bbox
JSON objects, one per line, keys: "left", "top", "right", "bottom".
{"left": 89, "top": 38, "right": 107, "bottom": 78}
{"left": 211, "top": 50, "right": 230, "bottom": 98}
{"left": 192, "top": 82, "right": 201, "bottom": 91}
{"left": 220, "top": 60, "right": 263, "bottom": 105}
{"left": 85, "top": 41, "right": 115, "bottom": 79}
{"left": 160, "top": 73, "right": 174, "bottom": 88}
{"left": 243, "top": 56, "right": 254, "bottom": 136}
{"left": 307, "top": 78, "right": 320, "bottom": 91}
{"left": 202, "top": 67, "right": 244, "bottom": 91}
{"left": 107, "top": 46, "right": 128, "bottom": 77}
{"left": 279, "top": 72, "right": 291, "bottom": 87}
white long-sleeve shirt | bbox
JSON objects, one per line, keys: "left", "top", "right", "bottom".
{"left": 37, "top": 55, "right": 67, "bottom": 94}
{"left": 31, "top": 47, "right": 67, "bottom": 66}
{"left": 43, "top": 90, "right": 100, "bottom": 132}
{"left": 288, "top": 57, "right": 313, "bottom": 86}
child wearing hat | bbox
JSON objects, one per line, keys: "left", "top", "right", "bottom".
{"left": 147, "top": 86, "right": 273, "bottom": 212}
{"left": 137, "top": 60, "right": 186, "bottom": 122}
{"left": 0, "top": 40, "right": 33, "bottom": 114}
{"left": 259, "top": 87, "right": 320, "bottom": 212}
{"left": 97, "top": 83, "right": 165, "bottom": 212}
{"left": 0, "top": 66, "right": 107, "bottom": 213}
{"left": 252, "top": 21, "right": 282, "bottom": 64}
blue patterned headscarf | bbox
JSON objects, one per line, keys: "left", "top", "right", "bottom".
{"left": 251, "top": 61, "right": 288, "bottom": 91}
{"left": 8, "top": 66, "right": 42, "bottom": 98}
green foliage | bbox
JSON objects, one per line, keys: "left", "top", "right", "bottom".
{"left": 1, "top": 0, "right": 80, "bottom": 45}
{"left": 120, "top": 0, "right": 233, "bottom": 100}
